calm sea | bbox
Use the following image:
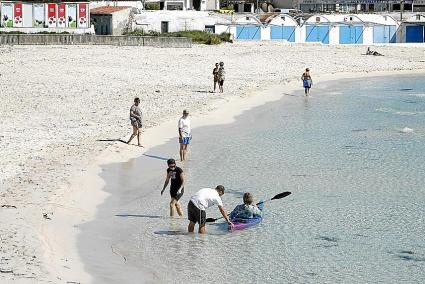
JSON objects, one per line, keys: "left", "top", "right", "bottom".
{"left": 80, "top": 74, "right": 425, "bottom": 283}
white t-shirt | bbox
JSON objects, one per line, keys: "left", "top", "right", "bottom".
{"left": 178, "top": 117, "right": 191, "bottom": 137}
{"left": 190, "top": 188, "right": 223, "bottom": 211}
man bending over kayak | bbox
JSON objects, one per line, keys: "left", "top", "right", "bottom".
{"left": 230, "top": 192, "right": 262, "bottom": 219}
{"left": 188, "top": 185, "right": 233, "bottom": 234}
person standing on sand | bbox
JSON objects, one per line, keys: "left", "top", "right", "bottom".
{"left": 218, "top": 61, "right": 225, "bottom": 93}
{"left": 213, "top": 62, "right": 219, "bottom": 92}
{"left": 161, "top": 158, "right": 184, "bottom": 217}
{"left": 187, "top": 185, "right": 233, "bottom": 234}
{"left": 301, "top": 68, "right": 313, "bottom": 96}
{"left": 178, "top": 110, "right": 191, "bottom": 162}
{"left": 127, "top": 97, "right": 142, "bottom": 146}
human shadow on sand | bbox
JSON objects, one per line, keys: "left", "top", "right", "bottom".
{"left": 115, "top": 214, "right": 163, "bottom": 219}
{"left": 142, "top": 154, "right": 168, "bottom": 161}
{"left": 97, "top": 139, "right": 127, "bottom": 143}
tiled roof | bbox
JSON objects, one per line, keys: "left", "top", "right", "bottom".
{"left": 90, "top": 6, "right": 131, "bottom": 15}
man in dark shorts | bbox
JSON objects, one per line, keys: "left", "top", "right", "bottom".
{"left": 161, "top": 159, "right": 184, "bottom": 217}
{"left": 187, "top": 185, "right": 233, "bottom": 234}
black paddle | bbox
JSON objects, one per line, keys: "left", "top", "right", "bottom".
{"left": 206, "top": 191, "right": 292, "bottom": 223}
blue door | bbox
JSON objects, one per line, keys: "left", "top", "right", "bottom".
{"left": 406, "top": 26, "right": 424, "bottom": 43}
{"left": 236, "top": 25, "right": 261, "bottom": 40}
{"left": 270, "top": 26, "right": 295, "bottom": 42}
{"left": 306, "top": 25, "right": 329, "bottom": 44}
{"left": 373, "top": 25, "right": 396, "bottom": 43}
{"left": 339, "top": 25, "right": 363, "bottom": 44}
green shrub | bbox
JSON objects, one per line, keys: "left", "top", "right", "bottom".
{"left": 125, "top": 30, "right": 232, "bottom": 45}
{"left": 219, "top": 32, "right": 231, "bottom": 42}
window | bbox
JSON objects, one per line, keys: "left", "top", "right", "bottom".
{"left": 205, "top": 25, "right": 215, "bottom": 33}
{"left": 316, "top": 17, "right": 320, "bottom": 22}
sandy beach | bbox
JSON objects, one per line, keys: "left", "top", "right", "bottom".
{"left": 1, "top": 42, "right": 425, "bottom": 283}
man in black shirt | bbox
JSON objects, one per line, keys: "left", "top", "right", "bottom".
{"left": 161, "top": 158, "right": 185, "bottom": 217}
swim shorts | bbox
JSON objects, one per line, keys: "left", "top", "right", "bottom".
{"left": 188, "top": 200, "right": 206, "bottom": 225}
{"left": 170, "top": 188, "right": 184, "bottom": 201}
{"left": 303, "top": 79, "right": 312, "bottom": 88}
{"left": 179, "top": 137, "right": 190, "bottom": 145}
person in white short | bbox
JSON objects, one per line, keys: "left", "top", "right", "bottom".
{"left": 178, "top": 109, "right": 191, "bottom": 161}
{"left": 187, "top": 185, "right": 233, "bottom": 234}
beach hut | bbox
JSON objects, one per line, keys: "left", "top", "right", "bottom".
{"left": 303, "top": 15, "right": 332, "bottom": 44}
{"left": 371, "top": 15, "right": 397, "bottom": 43}
{"left": 353, "top": 14, "right": 398, "bottom": 44}
{"left": 267, "top": 14, "right": 298, "bottom": 42}
{"left": 234, "top": 15, "right": 263, "bottom": 40}
{"left": 336, "top": 15, "right": 365, "bottom": 44}
{"left": 403, "top": 14, "right": 425, "bottom": 43}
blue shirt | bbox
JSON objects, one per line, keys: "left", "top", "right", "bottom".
{"left": 230, "top": 204, "right": 262, "bottom": 219}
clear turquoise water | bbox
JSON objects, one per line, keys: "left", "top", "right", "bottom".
{"left": 81, "top": 74, "right": 425, "bottom": 283}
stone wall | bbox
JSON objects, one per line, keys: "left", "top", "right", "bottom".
{"left": 0, "top": 34, "right": 192, "bottom": 47}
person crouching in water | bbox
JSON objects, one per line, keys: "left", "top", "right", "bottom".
{"left": 188, "top": 185, "right": 233, "bottom": 234}
{"left": 161, "top": 159, "right": 184, "bottom": 217}
{"left": 230, "top": 192, "right": 262, "bottom": 219}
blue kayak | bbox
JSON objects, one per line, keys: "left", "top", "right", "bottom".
{"left": 229, "top": 202, "right": 264, "bottom": 231}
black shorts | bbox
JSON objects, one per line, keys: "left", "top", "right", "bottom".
{"left": 188, "top": 200, "right": 206, "bottom": 225}
{"left": 170, "top": 188, "right": 183, "bottom": 201}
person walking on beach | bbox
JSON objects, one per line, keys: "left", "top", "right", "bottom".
{"left": 161, "top": 158, "right": 184, "bottom": 217}
{"left": 187, "top": 185, "right": 233, "bottom": 234}
{"left": 127, "top": 97, "right": 143, "bottom": 146}
{"left": 178, "top": 110, "right": 191, "bottom": 162}
{"left": 218, "top": 61, "right": 225, "bottom": 93}
{"left": 301, "top": 68, "right": 313, "bottom": 96}
{"left": 213, "top": 62, "right": 219, "bottom": 92}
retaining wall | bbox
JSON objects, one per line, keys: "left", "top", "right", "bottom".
{"left": 0, "top": 34, "right": 192, "bottom": 47}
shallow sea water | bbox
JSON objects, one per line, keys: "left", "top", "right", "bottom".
{"left": 82, "top": 74, "right": 425, "bottom": 284}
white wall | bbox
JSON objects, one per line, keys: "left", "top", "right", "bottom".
{"left": 90, "top": 1, "right": 143, "bottom": 10}
{"left": 111, "top": 7, "right": 132, "bottom": 35}
{"left": 133, "top": 11, "right": 231, "bottom": 33}
{"left": 325, "top": 25, "right": 335, "bottom": 44}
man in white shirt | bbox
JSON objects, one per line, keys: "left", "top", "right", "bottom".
{"left": 187, "top": 185, "right": 233, "bottom": 234}
{"left": 178, "top": 110, "right": 191, "bottom": 161}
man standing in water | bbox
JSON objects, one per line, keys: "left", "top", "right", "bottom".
{"left": 301, "top": 68, "right": 313, "bottom": 96}
{"left": 178, "top": 110, "right": 191, "bottom": 161}
{"left": 187, "top": 185, "right": 233, "bottom": 234}
{"left": 161, "top": 159, "right": 184, "bottom": 217}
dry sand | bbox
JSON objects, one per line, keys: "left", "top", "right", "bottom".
{"left": 1, "top": 42, "right": 425, "bottom": 283}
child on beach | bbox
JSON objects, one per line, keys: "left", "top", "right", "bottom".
{"left": 213, "top": 63, "right": 219, "bottom": 92}
{"left": 161, "top": 159, "right": 185, "bottom": 217}
{"left": 218, "top": 62, "right": 225, "bottom": 93}
{"left": 230, "top": 193, "right": 262, "bottom": 219}
{"left": 127, "top": 97, "right": 143, "bottom": 146}
{"left": 301, "top": 68, "right": 312, "bottom": 96}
